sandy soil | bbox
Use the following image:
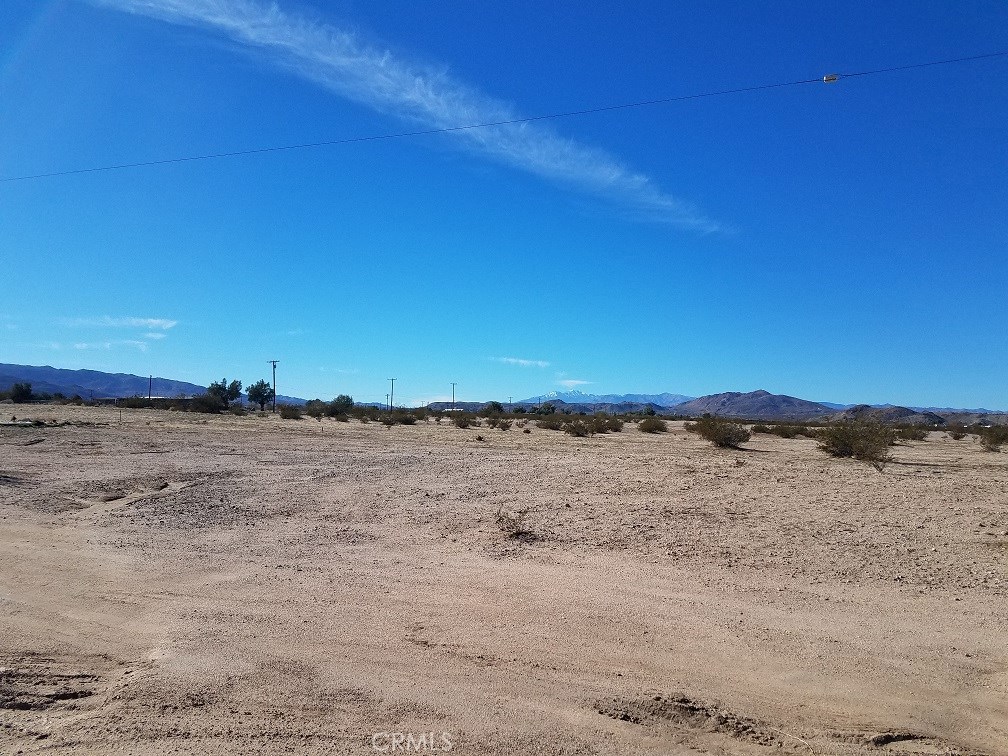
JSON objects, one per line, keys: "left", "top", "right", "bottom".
{"left": 1, "top": 406, "right": 1006, "bottom": 755}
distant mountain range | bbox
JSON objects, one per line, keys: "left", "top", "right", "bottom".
{"left": 1, "top": 364, "right": 1003, "bottom": 423}
{"left": 0, "top": 364, "right": 304, "bottom": 405}
{"left": 0, "top": 363, "right": 206, "bottom": 400}
{"left": 517, "top": 389, "right": 693, "bottom": 407}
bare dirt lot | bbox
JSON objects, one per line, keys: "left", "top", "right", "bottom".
{"left": 1, "top": 406, "right": 1006, "bottom": 755}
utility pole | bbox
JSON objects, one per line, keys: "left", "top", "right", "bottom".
{"left": 387, "top": 378, "right": 395, "bottom": 410}
{"left": 268, "top": 360, "right": 279, "bottom": 413}
{"left": 451, "top": 382, "right": 456, "bottom": 412}
{"left": 148, "top": 375, "right": 152, "bottom": 400}
{"left": 385, "top": 393, "right": 390, "bottom": 410}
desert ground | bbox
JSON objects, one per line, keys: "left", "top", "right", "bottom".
{"left": 1, "top": 406, "right": 1006, "bottom": 755}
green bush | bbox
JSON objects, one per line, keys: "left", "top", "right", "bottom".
{"left": 638, "top": 417, "right": 668, "bottom": 434}
{"left": 452, "top": 414, "right": 471, "bottom": 429}
{"left": 817, "top": 421, "right": 894, "bottom": 471}
{"left": 397, "top": 412, "right": 417, "bottom": 425}
{"left": 565, "top": 419, "right": 590, "bottom": 437}
{"left": 328, "top": 394, "right": 354, "bottom": 415}
{"left": 229, "top": 405, "right": 247, "bottom": 416}
{"left": 278, "top": 404, "right": 303, "bottom": 420}
{"left": 686, "top": 415, "right": 750, "bottom": 447}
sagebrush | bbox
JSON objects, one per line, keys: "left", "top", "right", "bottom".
{"left": 817, "top": 420, "right": 894, "bottom": 472}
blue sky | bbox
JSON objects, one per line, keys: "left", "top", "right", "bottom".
{"left": 1, "top": 1, "right": 1006, "bottom": 408}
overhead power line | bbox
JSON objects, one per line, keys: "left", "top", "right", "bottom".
{"left": 2, "top": 50, "right": 1006, "bottom": 184}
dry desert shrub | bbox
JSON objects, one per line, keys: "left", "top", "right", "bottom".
{"left": 685, "top": 415, "right": 748, "bottom": 447}
{"left": 979, "top": 426, "right": 1008, "bottom": 452}
{"left": 947, "top": 427, "right": 966, "bottom": 440}
{"left": 896, "top": 426, "right": 929, "bottom": 442}
{"left": 768, "top": 423, "right": 809, "bottom": 438}
{"left": 497, "top": 419, "right": 512, "bottom": 431}
{"left": 817, "top": 420, "right": 894, "bottom": 472}
{"left": 638, "top": 417, "right": 668, "bottom": 434}
{"left": 452, "top": 414, "right": 472, "bottom": 429}
{"left": 589, "top": 415, "right": 623, "bottom": 433}
{"left": 277, "top": 404, "right": 303, "bottom": 420}
{"left": 495, "top": 506, "right": 531, "bottom": 539}
{"left": 564, "top": 419, "right": 590, "bottom": 437}
{"left": 536, "top": 416, "right": 565, "bottom": 431}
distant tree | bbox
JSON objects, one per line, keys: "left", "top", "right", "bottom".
{"left": 247, "top": 379, "right": 274, "bottom": 411}
{"left": 483, "top": 401, "right": 504, "bottom": 415}
{"left": 538, "top": 402, "right": 556, "bottom": 415}
{"left": 329, "top": 394, "right": 354, "bottom": 414}
{"left": 10, "top": 382, "right": 33, "bottom": 403}
{"left": 207, "top": 378, "right": 243, "bottom": 408}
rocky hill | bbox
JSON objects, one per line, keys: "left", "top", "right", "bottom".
{"left": 668, "top": 390, "right": 832, "bottom": 421}
{"left": 827, "top": 404, "right": 945, "bottom": 426}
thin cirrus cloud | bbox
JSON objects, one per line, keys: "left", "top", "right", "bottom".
{"left": 74, "top": 340, "right": 149, "bottom": 351}
{"left": 91, "top": 0, "right": 718, "bottom": 231}
{"left": 496, "top": 357, "right": 550, "bottom": 368}
{"left": 64, "top": 316, "right": 178, "bottom": 330}
{"left": 557, "top": 379, "right": 590, "bottom": 389}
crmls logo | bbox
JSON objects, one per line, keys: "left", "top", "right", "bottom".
{"left": 371, "top": 731, "right": 453, "bottom": 752}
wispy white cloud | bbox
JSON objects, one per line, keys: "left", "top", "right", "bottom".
{"left": 144, "top": 332, "right": 167, "bottom": 340}
{"left": 73, "top": 339, "right": 149, "bottom": 351}
{"left": 496, "top": 356, "right": 550, "bottom": 368}
{"left": 558, "top": 378, "right": 590, "bottom": 389}
{"left": 92, "top": 0, "right": 718, "bottom": 231}
{"left": 64, "top": 316, "right": 178, "bottom": 330}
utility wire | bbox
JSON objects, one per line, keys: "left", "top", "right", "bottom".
{"left": 3, "top": 50, "right": 1006, "bottom": 184}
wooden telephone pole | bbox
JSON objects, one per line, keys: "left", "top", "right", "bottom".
{"left": 268, "top": 360, "right": 279, "bottom": 413}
